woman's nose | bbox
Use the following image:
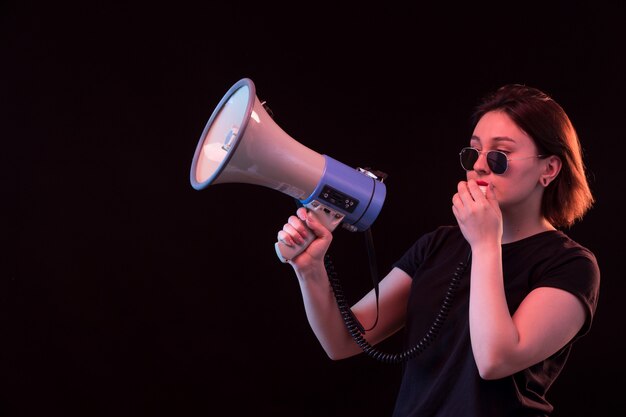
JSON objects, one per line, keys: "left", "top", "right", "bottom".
{"left": 473, "top": 151, "right": 490, "bottom": 173}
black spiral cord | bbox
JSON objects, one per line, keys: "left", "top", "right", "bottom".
{"left": 324, "top": 229, "right": 471, "bottom": 364}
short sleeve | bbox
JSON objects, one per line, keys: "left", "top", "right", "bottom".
{"left": 533, "top": 248, "right": 600, "bottom": 338}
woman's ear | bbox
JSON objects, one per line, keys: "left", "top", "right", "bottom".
{"left": 541, "top": 155, "right": 562, "bottom": 187}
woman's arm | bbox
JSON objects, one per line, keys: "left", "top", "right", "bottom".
{"left": 454, "top": 180, "right": 586, "bottom": 379}
{"left": 469, "top": 247, "right": 585, "bottom": 380}
{"left": 278, "top": 208, "right": 413, "bottom": 360}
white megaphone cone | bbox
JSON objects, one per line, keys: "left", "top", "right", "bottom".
{"left": 190, "top": 78, "right": 386, "bottom": 262}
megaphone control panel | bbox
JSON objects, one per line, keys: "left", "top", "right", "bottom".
{"left": 319, "top": 185, "right": 358, "bottom": 213}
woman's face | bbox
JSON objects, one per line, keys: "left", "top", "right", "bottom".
{"left": 467, "top": 110, "right": 545, "bottom": 207}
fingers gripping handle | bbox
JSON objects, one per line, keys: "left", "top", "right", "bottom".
{"left": 275, "top": 202, "right": 344, "bottom": 263}
{"left": 275, "top": 225, "right": 317, "bottom": 263}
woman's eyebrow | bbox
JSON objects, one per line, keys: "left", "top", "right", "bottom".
{"left": 470, "top": 135, "right": 516, "bottom": 143}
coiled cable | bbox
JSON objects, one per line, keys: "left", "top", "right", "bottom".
{"left": 325, "top": 230, "right": 471, "bottom": 364}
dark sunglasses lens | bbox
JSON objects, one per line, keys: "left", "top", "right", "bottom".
{"left": 487, "top": 152, "right": 507, "bottom": 174}
{"left": 460, "top": 148, "right": 478, "bottom": 171}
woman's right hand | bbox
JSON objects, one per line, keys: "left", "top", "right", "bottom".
{"left": 276, "top": 207, "right": 333, "bottom": 268}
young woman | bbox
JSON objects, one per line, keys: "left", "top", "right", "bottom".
{"left": 276, "top": 84, "right": 600, "bottom": 416}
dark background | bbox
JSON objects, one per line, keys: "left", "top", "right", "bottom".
{"left": 2, "top": 2, "right": 625, "bottom": 416}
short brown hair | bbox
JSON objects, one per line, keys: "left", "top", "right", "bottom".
{"left": 471, "top": 84, "right": 594, "bottom": 228}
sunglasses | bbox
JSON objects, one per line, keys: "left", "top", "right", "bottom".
{"left": 459, "top": 147, "right": 544, "bottom": 175}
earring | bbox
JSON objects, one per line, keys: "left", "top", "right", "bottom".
{"left": 542, "top": 178, "right": 549, "bottom": 186}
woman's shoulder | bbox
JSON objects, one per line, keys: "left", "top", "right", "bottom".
{"left": 427, "top": 224, "right": 464, "bottom": 242}
{"left": 393, "top": 225, "right": 465, "bottom": 274}
{"left": 410, "top": 224, "right": 465, "bottom": 254}
{"left": 511, "top": 230, "right": 598, "bottom": 264}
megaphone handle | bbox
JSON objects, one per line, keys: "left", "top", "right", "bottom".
{"left": 275, "top": 202, "right": 343, "bottom": 263}
{"left": 274, "top": 226, "right": 317, "bottom": 263}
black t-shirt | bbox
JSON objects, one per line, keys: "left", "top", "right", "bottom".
{"left": 391, "top": 225, "right": 600, "bottom": 417}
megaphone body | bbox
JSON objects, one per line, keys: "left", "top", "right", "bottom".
{"left": 190, "top": 78, "right": 386, "bottom": 262}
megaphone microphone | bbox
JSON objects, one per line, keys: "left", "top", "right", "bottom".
{"left": 190, "top": 78, "right": 387, "bottom": 263}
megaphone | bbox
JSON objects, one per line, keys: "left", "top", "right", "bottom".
{"left": 190, "top": 78, "right": 387, "bottom": 262}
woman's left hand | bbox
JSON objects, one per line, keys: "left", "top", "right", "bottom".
{"left": 452, "top": 180, "right": 503, "bottom": 248}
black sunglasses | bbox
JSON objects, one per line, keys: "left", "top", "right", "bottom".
{"left": 459, "top": 147, "right": 544, "bottom": 175}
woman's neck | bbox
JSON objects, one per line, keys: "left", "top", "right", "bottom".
{"left": 501, "top": 216, "right": 555, "bottom": 244}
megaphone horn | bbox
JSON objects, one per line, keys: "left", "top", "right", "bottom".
{"left": 190, "top": 78, "right": 387, "bottom": 262}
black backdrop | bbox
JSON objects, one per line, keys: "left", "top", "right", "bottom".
{"left": 3, "top": 2, "right": 625, "bottom": 416}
